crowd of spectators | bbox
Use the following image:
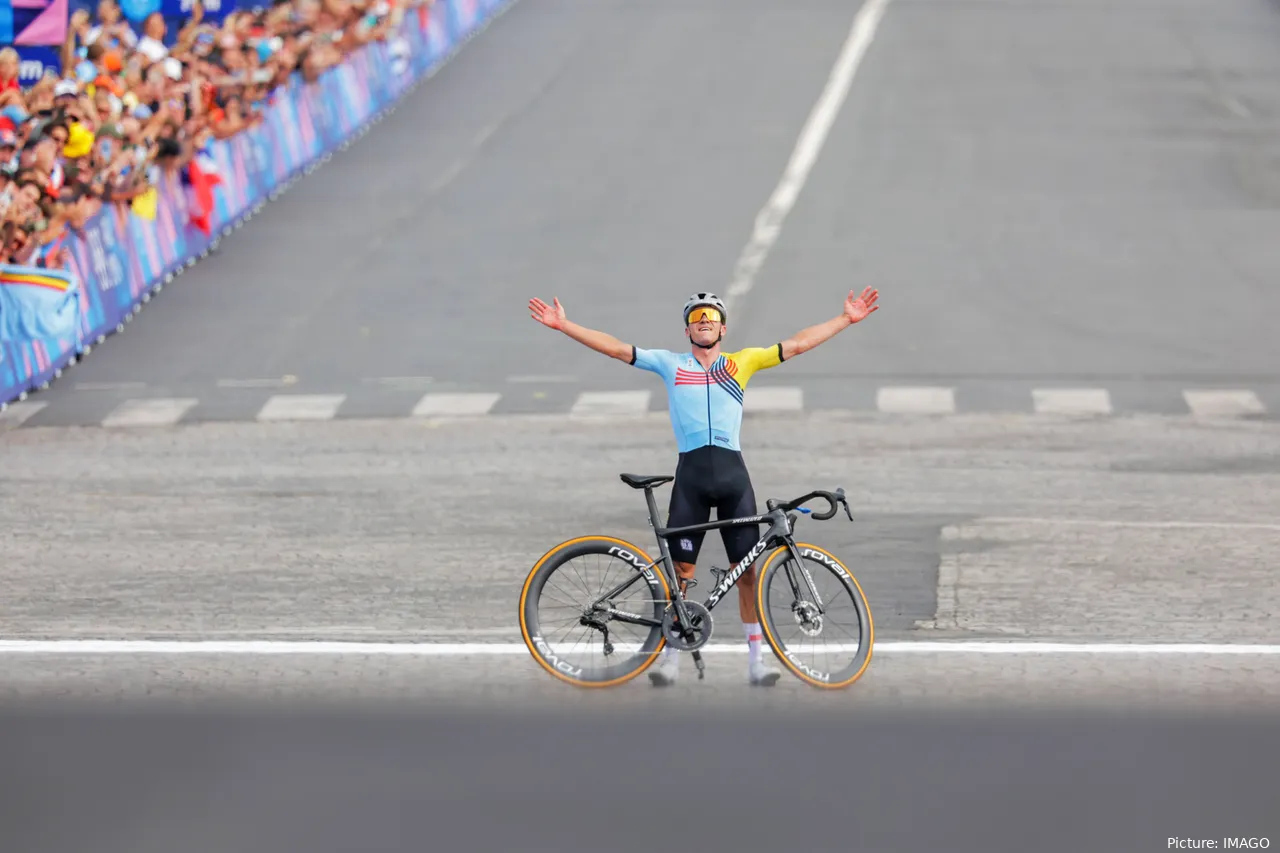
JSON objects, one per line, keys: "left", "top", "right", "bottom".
{"left": 0, "top": 0, "right": 422, "bottom": 269}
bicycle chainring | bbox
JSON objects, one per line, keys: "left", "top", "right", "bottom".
{"left": 661, "top": 601, "right": 713, "bottom": 651}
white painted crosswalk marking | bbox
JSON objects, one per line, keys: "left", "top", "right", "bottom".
{"left": 744, "top": 386, "right": 803, "bottom": 412}
{"left": 570, "top": 390, "right": 651, "bottom": 418}
{"left": 876, "top": 386, "right": 956, "bottom": 414}
{"left": 5, "top": 383, "right": 1275, "bottom": 428}
{"left": 1032, "top": 388, "right": 1112, "bottom": 415}
{"left": 0, "top": 401, "right": 46, "bottom": 427}
{"left": 1182, "top": 389, "right": 1265, "bottom": 417}
{"left": 412, "top": 392, "right": 501, "bottom": 417}
{"left": 257, "top": 394, "right": 346, "bottom": 421}
{"left": 102, "top": 397, "right": 197, "bottom": 428}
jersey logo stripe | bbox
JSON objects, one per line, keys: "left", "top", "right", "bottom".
{"left": 674, "top": 370, "right": 713, "bottom": 386}
{"left": 710, "top": 358, "right": 745, "bottom": 404}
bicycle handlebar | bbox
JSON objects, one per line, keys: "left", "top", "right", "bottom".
{"left": 766, "top": 487, "right": 853, "bottom": 522}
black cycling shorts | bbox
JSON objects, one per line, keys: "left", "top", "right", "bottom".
{"left": 665, "top": 445, "right": 760, "bottom": 566}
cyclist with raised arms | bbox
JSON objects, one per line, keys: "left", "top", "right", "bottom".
{"left": 528, "top": 287, "right": 880, "bottom": 687}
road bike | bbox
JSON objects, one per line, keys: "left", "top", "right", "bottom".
{"left": 518, "top": 472, "right": 875, "bottom": 689}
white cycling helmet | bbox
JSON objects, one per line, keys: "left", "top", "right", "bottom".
{"left": 682, "top": 292, "right": 726, "bottom": 325}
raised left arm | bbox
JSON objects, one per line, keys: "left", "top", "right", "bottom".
{"left": 779, "top": 287, "right": 879, "bottom": 361}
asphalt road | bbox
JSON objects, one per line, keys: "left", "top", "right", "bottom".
{"left": 4, "top": 0, "right": 1280, "bottom": 849}
{"left": 3, "top": 414, "right": 1280, "bottom": 850}
{"left": 34, "top": 0, "right": 865, "bottom": 393}
{"left": 14, "top": 0, "right": 1280, "bottom": 412}
{"left": 3, "top": 413, "right": 1280, "bottom": 697}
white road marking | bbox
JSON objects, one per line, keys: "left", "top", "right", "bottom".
{"left": 362, "top": 376, "right": 435, "bottom": 389}
{"left": 73, "top": 381, "right": 148, "bottom": 391}
{"left": 429, "top": 157, "right": 469, "bottom": 193}
{"left": 0, "top": 640, "right": 1277, "bottom": 655}
{"left": 0, "top": 401, "right": 47, "bottom": 427}
{"left": 570, "top": 390, "right": 651, "bottom": 418}
{"left": 506, "top": 375, "right": 578, "bottom": 383}
{"left": 257, "top": 394, "right": 347, "bottom": 421}
{"left": 411, "top": 392, "right": 501, "bottom": 417}
{"left": 744, "top": 386, "right": 804, "bottom": 412}
{"left": 1182, "top": 389, "right": 1265, "bottom": 417}
{"left": 218, "top": 377, "right": 298, "bottom": 389}
{"left": 919, "top": 548, "right": 961, "bottom": 631}
{"left": 101, "top": 397, "right": 198, "bottom": 428}
{"left": 473, "top": 119, "right": 501, "bottom": 147}
{"left": 1032, "top": 388, "right": 1112, "bottom": 415}
{"left": 724, "top": 0, "right": 892, "bottom": 308}
{"left": 877, "top": 386, "right": 956, "bottom": 414}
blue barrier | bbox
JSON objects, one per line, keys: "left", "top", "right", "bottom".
{"left": 0, "top": 0, "right": 514, "bottom": 408}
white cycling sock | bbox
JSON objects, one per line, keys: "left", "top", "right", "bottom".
{"left": 662, "top": 645, "right": 679, "bottom": 666}
{"left": 744, "top": 622, "right": 762, "bottom": 666}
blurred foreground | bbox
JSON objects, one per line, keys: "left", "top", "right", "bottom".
{"left": 0, "top": 698, "right": 1276, "bottom": 853}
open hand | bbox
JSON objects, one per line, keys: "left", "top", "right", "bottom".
{"left": 529, "top": 296, "right": 566, "bottom": 330}
{"left": 844, "top": 286, "right": 879, "bottom": 323}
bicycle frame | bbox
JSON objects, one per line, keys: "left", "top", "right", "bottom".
{"left": 584, "top": 483, "right": 831, "bottom": 637}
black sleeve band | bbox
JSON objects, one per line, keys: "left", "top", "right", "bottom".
{"left": 629, "top": 345, "right": 638, "bottom": 365}
{"left": 776, "top": 342, "right": 785, "bottom": 362}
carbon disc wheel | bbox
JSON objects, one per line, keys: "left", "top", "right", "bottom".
{"left": 519, "top": 536, "right": 671, "bottom": 688}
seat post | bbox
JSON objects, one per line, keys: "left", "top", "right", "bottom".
{"left": 642, "top": 486, "right": 663, "bottom": 530}
{"left": 642, "top": 485, "right": 678, "bottom": 576}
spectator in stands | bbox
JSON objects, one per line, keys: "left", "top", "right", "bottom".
{"left": 0, "top": 0, "right": 420, "bottom": 267}
{"left": 0, "top": 48, "right": 23, "bottom": 96}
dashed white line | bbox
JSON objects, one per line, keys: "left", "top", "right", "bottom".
{"left": 217, "top": 377, "right": 299, "bottom": 389}
{"left": 102, "top": 397, "right": 198, "bottom": 428}
{"left": 257, "top": 394, "right": 347, "bottom": 421}
{"left": 877, "top": 386, "right": 956, "bottom": 414}
{"left": 0, "top": 401, "right": 47, "bottom": 427}
{"left": 724, "top": 0, "right": 891, "bottom": 309}
{"left": 507, "top": 375, "right": 579, "bottom": 384}
{"left": 1032, "top": 388, "right": 1112, "bottom": 415}
{"left": 744, "top": 386, "right": 804, "bottom": 413}
{"left": 74, "top": 381, "right": 148, "bottom": 391}
{"left": 570, "top": 390, "right": 652, "bottom": 418}
{"left": 429, "top": 158, "right": 469, "bottom": 193}
{"left": 412, "top": 392, "right": 501, "bottom": 417}
{"left": 1183, "top": 389, "right": 1265, "bottom": 418}
{"left": 362, "top": 376, "right": 435, "bottom": 388}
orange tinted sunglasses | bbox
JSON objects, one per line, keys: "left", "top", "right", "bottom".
{"left": 686, "top": 307, "right": 723, "bottom": 324}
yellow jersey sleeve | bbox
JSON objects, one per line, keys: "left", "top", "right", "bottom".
{"left": 723, "top": 344, "right": 784, "bottom": 388}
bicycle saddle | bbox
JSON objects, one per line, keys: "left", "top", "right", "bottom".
{"left": 619, "top": 473, "right": 674, "bottom": 489}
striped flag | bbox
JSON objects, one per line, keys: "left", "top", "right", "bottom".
{"left": 0, "top": 264, "right": 81, "bottom": 345}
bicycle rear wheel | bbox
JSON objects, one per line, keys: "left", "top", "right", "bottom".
{"left": 756, "top": 542, "right": 874, "bottom": 689}
{"left": 519, "top": 535, "right": 671, "bottom": 688}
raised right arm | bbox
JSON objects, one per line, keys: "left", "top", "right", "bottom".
{"left": 529, "top": 296, "right": 633, "bottom": 362}
{"left": 559, "top": 319, "right": 633, "bottom": 362}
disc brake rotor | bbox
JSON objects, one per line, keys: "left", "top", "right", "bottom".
{"left": 793, "top": 600, "right": 824, "bottom": 637}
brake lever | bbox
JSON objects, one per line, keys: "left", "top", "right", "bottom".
{"left": 834, "top": 487, "right": 853, "bottom": 521}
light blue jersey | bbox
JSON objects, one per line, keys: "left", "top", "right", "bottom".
{"left": 630, "top": 344, "right": 785, "bottom": 453}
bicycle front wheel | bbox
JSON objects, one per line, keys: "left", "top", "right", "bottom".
{"left": 519, "top": 535, "right": 672, "bottom": 688}
{"left": 756, "top": 543, "right": 874, "bottom": 689}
